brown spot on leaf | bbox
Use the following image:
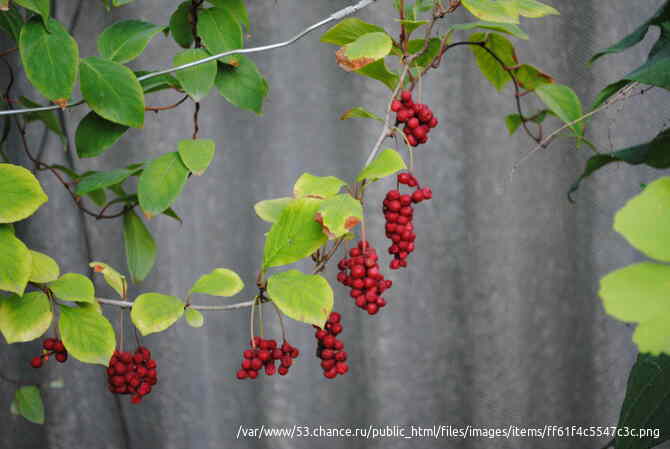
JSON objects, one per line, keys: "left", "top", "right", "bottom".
{"left": 335, "top": 47, "right": 375, "bottom": 72}
{"left": 314, "top": 212, "right": 336, "bottom": 239}
{"left": 143, "top": 211, "right": 154, "bottom": 220}
{"left": 93, "top": 265, "right": 104, "bottom": 273}
{"left": 54, "top": 98, "right": 68, "bottom": 109}
{"left": 344, "top": 216, "right": 360, "bottom": 230}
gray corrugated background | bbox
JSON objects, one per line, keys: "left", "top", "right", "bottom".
{"left": 1, "top": 1, "right": 669, "bottom": 448}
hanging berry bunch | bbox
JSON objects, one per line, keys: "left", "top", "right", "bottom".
{"left": 30, "top": 338, "right": 68, "bottom": 368}
{"left": 383, "top": 172, "right": 433, "bottom": 270}
{"left": 106, "top": 347, "right": 157, "bottom": 404}
{"left": 336, "top": 241, "right": 392, "bottom": 315}
{"left": 314, "top": 312, "right": 348, "bottom": 379}
{"left": 391, "top": 90, "right": 439, "bottom": 147}
{"left": 236, "top": 337, "right": 300, "bottom": 379}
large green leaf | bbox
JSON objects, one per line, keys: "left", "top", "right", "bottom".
{"left": 0, "top": 226, "right": 32, "bottom": 295}
{"left": 450, "top": 21, "right": 529, "bottom": 40}
{"left": 138, "top": 152, "right": 190, "bottom": 218}
{"left": 356, "top": 149, "right": 407, "bottom": 182}
{"left": 48, "top": 273, "right": 96, "bottom": 304}
{"left": 0, "top": 8, "right": 24, "bottom": 42}
{"left": 254, "top": 197, "right": 293, "bottom": 223}
{"left": 75, "top": 168, "right": 136, "bottom": 195}
{"left": 461, "top": 0, "right": 520, "bottom": 24}
{"left": 535, "top": 83, "right": 584, "bottom": 136}
{"left": 173, "top": 49, "right": 217, "bottom": 102}
{"left": 19, "top": 17, "right": 78, "bottom": 104}
{"left": 599, "top": 262, "right": 670, "bottom": 354}
{"left": 0, "top": 292, "right": 52, "bottom": 343}
{"left": 266, "top": 270, "right": 333, "bottom": 327}
{"left": 189, "top": 268, "right": 244, "bottom": 297}
{"left": 90, "top": 261, "right": 127, "bottom": 298}
{"left": 569, "top": 129, "right": 670, "bottom": 200}
{"left": 293, "top": 173, "right": 346, "bottom": 199}
{"left": 75, "top": 112, "right": 129, "bottom": 159}
{"left": 98, "top": 20, "right": 164, "bottom": 64}
{"left": 613, "top": 177, "right": 670, "bottom": 262}
{"left": 207, "top": 0, "right": 249, "bottom": 28}
{"left": 321, "top": 18, "right": 385, "bottom": 46}
{"left": 80, "top": 57, "right": 145, "bottom": 128}
{"left": 13, "top": 386, "right": 44, "bottom": 424}
{"left": 315, "top": 194, "right": 363, "bottom": 239}
{"left": 29, "top": 250, "right": 59, "bottom": 283}
{"left": 0, "top": 163, "right": 48, "bottom": 223}
{"left": 131, "top": 293, "right": 184, "bottom": 336}
{"left": 469, "top": 32, "right": 517, "bottom": 91}
{"left": 123, "top": 210, "right": 156, "bottom": 283}
{"left": 336, "top": 32, "right": 393, "bottom": 72}
{"left": 197, "top": 7, "right": 242, "bottom": 56}
{"left": 615, "top": 354, "right": 670, "bottom": 449}
{"left": 169, "top": 2, "right": 194, "bottom": 48}
{"left": 215, "top": 55, "right": 269, "bottom": 114}
{"left": 515, "top": 0, "right": 559, "bottom": 18}
{"left": 59, "top": 304, "right": 116, "bottom": 365}
{"left": 177, "top": 139, "right": 216, "bottom": 175}
{"left": 355, "top": 59, "right": 399, "bottom": 91}
{"left": 263, "top": 198, "right": 327, "bottom": 268}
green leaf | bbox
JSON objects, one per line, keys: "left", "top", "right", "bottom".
{"left": 215, "top": 55, "right": 269, "bottom": 114}
{"left": 98, "top": 20, "right": 164, "bottom": 64}
{"left": 355, "top": 59, "right": 399, "bottom": 91}
{"left": 14, "top": 386, "right": 44, "bottom": 424}
{"left": 80, "top": 57, "right": 145, "bottom": 128}
{"left": 169, "top": 2, "right": 194, "bottom": 49}
{"left": 569, "top": 129, "right": 670, "bottom": 200}
{"left": 254, "top": 197, "right": 293, "bottom": 223}
{"left": 75, "top": 112, "right": 129, "bottom": 159}
{"left": 469, "top": 32, "right": 517, "bottom": 91}
{"left": 138, "top": 152, "right": 190, "bottom": 218}
{"left": 266, "top": 270, "right": 333, "bottom": 327}
{"left": 615, "top": 354, "right": 670, "bottom": 449}
{"left": 189, "top": 268, "right": 244, "bottom": 297}
{"left": 599, "top": 262, "right": 670, "bottom": 354}
{"left": 315, "top": 194, "right": 363, "bottom": 239}
{"left": 395, "top": 19, "right": 429, "bottom": 37}
{"left": 407, "top": 38, "right": 442, "bottom": 68}
{"left": 263, "top": 198, "right": 327, "bottom": 268}
{"left": 207, "top": 0, "right": 249, "bottom": 28}
{"left": 19, "top": 17, "right": 78, "bottom": 104}
{"left": 0, "top": 292, "right": 52, "bottom": 343}
{"left": 138, "top": 72, "right": 181, "bottom": 94}
{"left": 123, "top": 210, "right": 156, "bottom": 283}
{"left": 450, "top": 21, "right": 529, "bottom": 40}
{"left": 0, "top": 226, "right": 32, "bottom": 295}
{"left": 173, "top": 48, "right": 217, "bottom": 102}
{"left": 177, "top": 139, "right": 216, "bottom": 175}
{"left": 613, "top": 177, "right": 670, "bottom": 262}
{"left": 130, "top": 293, "right": 185, "bottom": 336}
{"left": 14, "top": 0, "right": 49, "bottom": 26}
{"left": 505, "top": 114, "right": 523, "bottom": 134}
{"left": 513, "top": 64, "right": 553, "bottom": 90}
{"left": 535, "top": 83, "right": 583, "bottom": 136}
{"left": 0, "top": 8, "right": 24, "bottom": 42}
{"left": 29, "top": 250, "right": 59, "bottom": 283}
{"left": 19, "top": 97, "right": 65, "bottom": 139}
{"left": 356, "top": 149, "right": 407, "bottom": 182}
{"left": 461, "top": 0, "right": 520, "bottom": 24}
{"left": 515, "top": 0, "right": 559, "bottom": 18}
{"left": 293, "top": 173, "right": 346, "bottom": 199}
{"left": 0, "top": 163, "right": 48, "bottom": 223}
{"left": 197, "top": 7, "right": 242, "bottom": 56}
{"left": 320, "top": 18, "right": 385, "bottom": 46}
{"left": 90, "top": 262, "right": 127, "bottom": 298}
{"left": 48, "top": 273, "right": 96, "bottom": 304}
{"left": 184, "top": 308, "right": 204, "bottom": 328}
{"left": 59, "top": 303, "right": 116, "bottom": 365}
{"left": 75, "top": 168, "right": 136, "bottom": 195}
{"left": 336, "top": 32, "right": 393, "bottom": 72}
{"left": 340, "top": 107, "right": 383, "bottom": 122}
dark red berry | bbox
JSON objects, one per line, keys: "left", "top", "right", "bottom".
{"left": 30, "top": 356, "right": 43, "bottom": 369}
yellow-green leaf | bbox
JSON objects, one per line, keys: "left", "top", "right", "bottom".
{"left": 90, "top": 261, "right": 127, "bottom": 298}
{"left": 336, "top": 32, "right": 393, "bottom": 72}
{"left": 356, "top": 149, "right": 407, "bottom": 182}
{"left": 131, "top": 293, "right": 185, "bottom": 336}
{"left": 48, "top": 273, "right": 96, "bottom": 304}
{"left": 0, "top": 292, "right": 52, "bottom": 343}
{"left": 0, "top": 163, "right": 48, "bottom": 223}
{"left": 0, "top": 225, "right": 32, "bottom": 295}
{"left": 189, "top": 268, "right": 244, "bottom": 297}
{"left": 254, "top": 197, "right": 293, "bottom": 223}
{"left": 29, "top": 250, "right": 59, "bottom": 283}
{"left": 58, "top": 303, "right": 116, "bottom": 365}
{"left": 316, "top": 194, "right": 363, "bottom": 239}
{"left": 293, "top": 173, "right": 346, "bottom": 199}
{"left": 266, "top": 270, "right": 333, "bottom": 327}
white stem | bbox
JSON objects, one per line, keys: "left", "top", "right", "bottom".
{"left": 97, "top": 297, "right": 257, "bottom": 311}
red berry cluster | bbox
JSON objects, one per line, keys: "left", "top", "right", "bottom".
{"left": 314, "top": 312, "right": 348, "bottom": 378}
{"left": 391, "top": 90, "right": 438, "bottom": 147}
{"left": 236, "top": 337, "right": 300, "bottom": 379}
{"left": 106, "top": 347, "right": 157, "bottom": 404}
{"left": 384, "top": 173, "right": 433, "bottom": 270}
{"left": 30, "top": 338, "right": 67, "bottom": 368}
{"left": 336, "top": 240, "right": 392, "bottom": 315}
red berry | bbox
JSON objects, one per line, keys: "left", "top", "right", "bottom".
{"left": 43, "top": 338, "right": 56, "bottom": 351}
{"left": 411, "top": 190, "right": 425, "bottom": 203}
{"left": 30, "top": 356, "right": 43, "bottom": 369}
{"left": 391, "top": 100, "right": 402, "bottom": 112}
{"left": 55, "top": 352, "right": 67, "bottom": 363}
{"left": 401, "top": 91, "right": 412, "bottom": 102}
{"left": 54, "top": 341, "right": 66, "bottom": 353}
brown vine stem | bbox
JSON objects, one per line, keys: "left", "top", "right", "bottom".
{"left": 509, "top": 82, "right": 646, "bottom": 178}
{"left": 145, "top": 95, "right": 189, "bottom": 112}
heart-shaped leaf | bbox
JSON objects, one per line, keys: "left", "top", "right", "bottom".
{"left": 189, "top": 268, "right": 244, "bottom": 297}
{"left": 0, "top": 163, "right": 48, "bottom": 223}
{"left": 131, "top": 293, "right": 185, "bottom": 336}
{"left": 266, "top": 270, "right": 333, "bottom": 327}
{"left": 0, "top": 292, "right": 52, "bottom": 343}
{"left": 59, "top": 304, "right": 116, "bottom": 365}
{"left": 48, "top": 273, "right": 96, "bottom": 304}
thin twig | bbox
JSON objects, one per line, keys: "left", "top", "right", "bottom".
{"left": 145, "top": 95, "right": 189, "bottom": 112}
{"left": 97, "top": 297, "right": 257, "bottom": 311}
